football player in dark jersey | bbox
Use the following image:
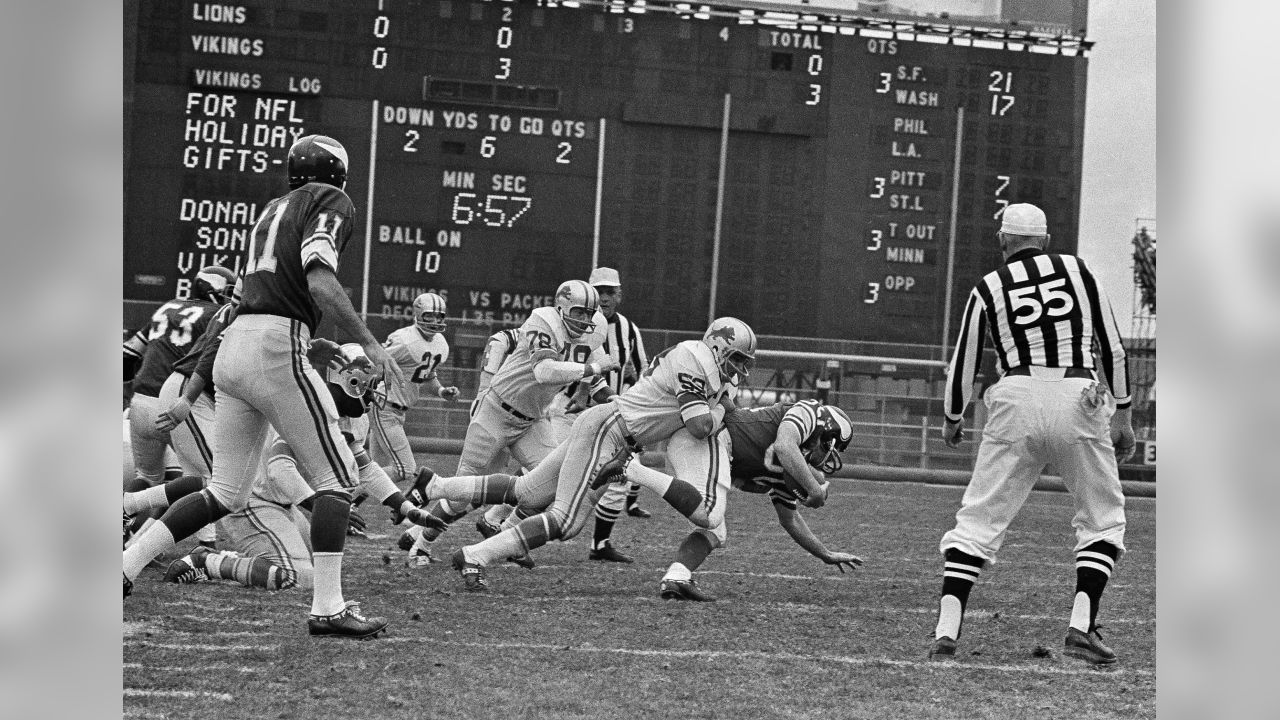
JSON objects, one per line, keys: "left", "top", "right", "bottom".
{"left": 124, "top": 134, "right": 405, "bottom": 639}
{"left": 620, "top": 399, "right": 864, "bottom": 601}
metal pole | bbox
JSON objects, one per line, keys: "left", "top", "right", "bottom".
{"left": 940, "top": 105, "right": 965, "bottom": 360}
{"left": 709, "top": 92, "right": 731, "bottom": 324}
{"left": 592, "top": 117, "right": 606, "bottom": 270}
{"left": 361, "top": 99, "right": 380, "bottom": 318}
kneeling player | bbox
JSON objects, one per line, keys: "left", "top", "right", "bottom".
{"left": 163, "top": 345, "right": 444, "bottom": 589}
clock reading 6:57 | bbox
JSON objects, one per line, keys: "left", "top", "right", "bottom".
{"left": 447, "top": 192, "right": 532, "bottom": 229}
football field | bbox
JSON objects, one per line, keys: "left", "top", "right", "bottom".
{"left": 123, "top": 453, "right": 1156, "bottom": 720}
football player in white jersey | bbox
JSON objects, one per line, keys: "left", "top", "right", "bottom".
{"left": 437, "top": 317, "right": 758, "bottom": 591}
{"left": 368, "top": 292, "right": 460, "bottom": 486}
{"left": 404, "top": 280, "right": 618, "bottom": 565}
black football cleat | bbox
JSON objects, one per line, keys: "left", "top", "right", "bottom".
{"left": 163, "top": 546, "right": 212, "bottom": 584}
{"left": 1064, "top": 627, "right": 1117, "bottom": 665}
{"left": 505, "top": 552, "right": 535, "bottom": 569}
{"left": 929, "top": 636, "right": 958, "bottom": 661}
{"left": 451, "top": 549, "right": 489, "bottom": 592}
{"left": 659, "top": 578, "right": 716, "bottom": 602}
{"left": 625, "top": 504, "right": 652, "bottom": 519}
{"left": 123, "top": 574, "right": 133, "bottom": 599}
{"left": 307, "top": 601, "right": 388, "bottom": 640}
{"left": 588, "top": 541, "right": 634, "bottom": 564}
{"left": 590, "top": 450, "right": 630, "bottom": 491}
{"left": 475, "top": 517, "right": 502, "bottom": 539}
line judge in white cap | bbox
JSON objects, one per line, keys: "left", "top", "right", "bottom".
{"left": 580, "top": 266, "right": 653, "bottom": 562}
{"left": 928, "top": 200, "right": 1136, "bottom": 666}
{"left": 997, "top": 202, "right": 1050, "bottom": 256}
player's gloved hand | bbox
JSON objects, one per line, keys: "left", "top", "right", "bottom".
{"left": 942, "top": 418, "right": 964, "bottom": 447}
{"left": 404, "top": 506, "right": 450, "bottom": 532}
{"left": 155, "top": 397, "right": 192, "bottom": 433}
{"left": 622, "top": 362, "right": 638, "bottom": 384}
{"left": 365, "top": 341, "right": 406, "bottom": 394}
{"left": 437, "top": 386, "right": 460, "bottom": 401}
{"left": 801, "top": 481, "right": 830, "bottom": 509}
{"left": 307, "top": 337, "right": 346, "bottom": 371}
{"left": 823, "top": 551, "right": 864, "bottom": 573}
{"left": 346, "top": 507, "right": 368, "bottom": 537}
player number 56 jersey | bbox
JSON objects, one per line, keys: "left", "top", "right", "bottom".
{"left": 382, "top": 325, "right": 450, "bottom": 408}
{"left": 614, "top": 340, "right": 730, "bottom": 447}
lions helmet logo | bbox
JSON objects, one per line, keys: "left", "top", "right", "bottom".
{"left": 707, "top": 326, "right": 736, "bottom": 344}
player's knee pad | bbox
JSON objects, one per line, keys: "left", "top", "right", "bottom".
{"left": 311, "top": 489, "right": 352, "bottom": 505}
{"left": 199, "top": 487, "right": 234, "bottom": 518}
{"left": 693, "top": 526, "right": 725, "bottom": 549}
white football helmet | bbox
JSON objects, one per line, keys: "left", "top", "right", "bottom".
{"left": 328, "top": 343, "right": 381, "bottom": 398}
{"left": 553, "top": 280, "right": 600, "bottom": 339}
{"left": 702, "top": 317, "right": 757, "bottom": 382}
{"left": 412, "top": 292, "right": 447, "bottom": 337}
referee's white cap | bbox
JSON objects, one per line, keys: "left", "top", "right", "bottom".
{"left": 999, "top": 203, "right": 1048, "bottom": 236}
{"left": 588, "top": 267, "right": 622, "bottom": 288}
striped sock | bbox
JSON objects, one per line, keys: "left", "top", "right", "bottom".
{"left": 936, "top": 548, "right": 985, "bottom": 640}
{"left": 593, "top": 504, "right": 622, "bottom": 549}
{"left": 1070, "top": 541, "right": 1118, "bottom": 632}
{"left": 624, "top": 482, "right": 642, "bottom": 510}
{"left": 421, "top": 499, "right": 467, "bottom": 541}
{"left": 210, "top": 552, "right": 282, "bottom": 590}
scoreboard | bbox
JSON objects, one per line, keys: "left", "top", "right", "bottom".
{"left": 124, "top": 0, "right": 1089, "bottom": 344}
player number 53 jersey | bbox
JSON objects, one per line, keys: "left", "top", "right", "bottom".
{"left": 381, "top": 325, "right": 450, "bottom": 409}
{"left": 614, "top": 340, "right": 730, "bottom": 447}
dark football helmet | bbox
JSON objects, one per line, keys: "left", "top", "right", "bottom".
{"left": 804, "top": 404, "right": 853, "bottom": 474}
{"left": 193, "top": 265, "right": 237, "bottom": 305}
{"left": 287, "top": 134, "right": 349, "bottom": 190}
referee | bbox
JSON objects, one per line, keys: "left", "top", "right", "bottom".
{"left": 929, "top": 203, "right": 1136, "bottom": 665}
{"left": 578, "top": 267, "right": 651, "bottom": 563}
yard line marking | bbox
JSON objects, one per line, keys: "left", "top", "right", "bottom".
{"left": 693, "top": 569, "right": 1138, "bottom": 590}
{"left": 123, "top": 688, "right": 233, "bottom": 702}
{"left": 124, "top": 662, "right": 257, "bottom": 673}
{"left": 445, "top": 594, "right": 1153, "bottom": 626}
{"left": 124, "top": 642, "right": 278, "bottom": 652}
{"left": 167, "top": 614, "right": 275, "bottom": 626}
{"left": 381, "top": 638, "right": 1153, "bottom": 677}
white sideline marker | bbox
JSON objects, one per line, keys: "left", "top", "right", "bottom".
{"left": 123, "top": 688, "right": 233, "bottom": 702}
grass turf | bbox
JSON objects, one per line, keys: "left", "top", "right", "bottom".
{"left": 124, "top": 453, "right": 1155, "bottom": 720}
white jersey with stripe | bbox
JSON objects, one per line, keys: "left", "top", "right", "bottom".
{"left": 381, "top": 325, "right": 450, "bottom": 408}
{"left": 488, "top": 306, "right": 609, "bottom": 419}
{"left": 614, "top": 340, "right": 729, "bottom": 447}
{"left": 944, "top": 249, "right": 1130, "bottom": 420}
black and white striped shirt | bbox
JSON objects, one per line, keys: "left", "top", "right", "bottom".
{"left": 558, "top": 311, "right": 648, "bottom": 410}
{"left": 944, "top": 248, "right": 1131, "bottom": 421}
{"left": 600, "top": 311, "right": 648, "bottom": 395}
